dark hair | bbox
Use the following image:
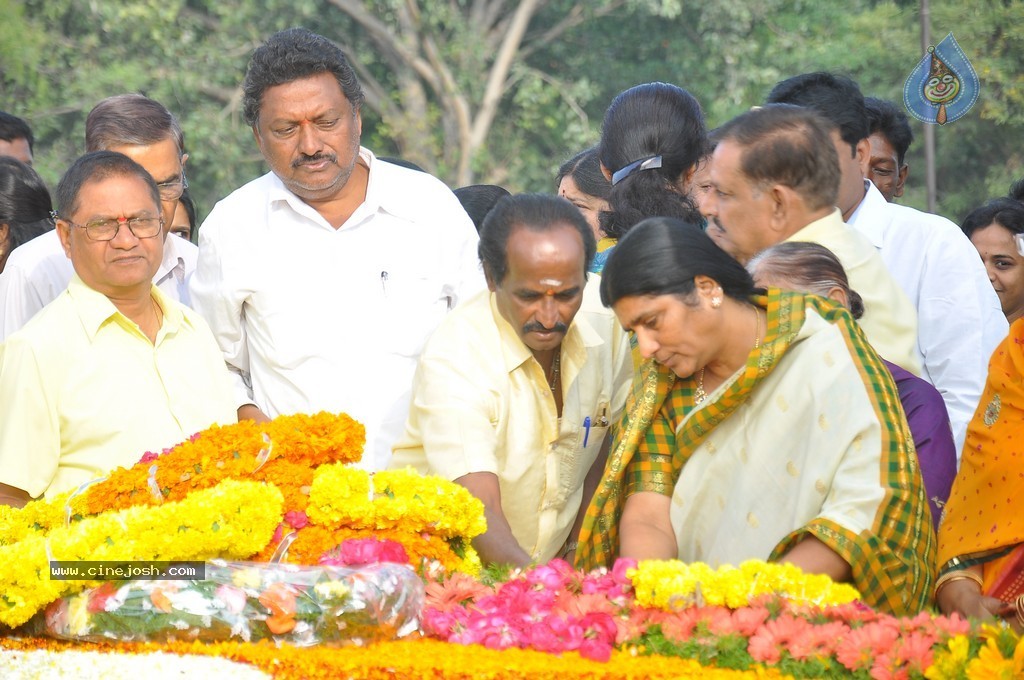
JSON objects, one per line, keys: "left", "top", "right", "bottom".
{"left": 85, "top": 94, "right": 184, "bottom": 155}
{"left": 0, "top": 111, "right": 33, "bottom": 151}
{"left": 56, "top": 151, "right": 161, "bottom": 222}
{"left": 178, "top": 186, "right": 199, "bottom": 242}
{"left": 746, "top": 241, "right": 865, "bottom": 319}
{"left": 598, "top": 83, "right": 706, "bottom": 239}
{"left": 454, "top": 184, "right": 511, "bottom": 232}
{"left": 961, "top": 197, "right": 1024, "bottom": 238}
{"left": 766, "top": 72, "right": 869, "bottom": 155}
{"left": 714, "top": 105, "right": 840, "bottom": 212}
{"left": 556, "top": 146, "right": 611, "bottom": 201}
{"left": 0, "top": 158, "right": 53, "bottom": 252}
{"left": 1009, "top": 178, "right": 1024, "bottom": 203}
{"left": 600, "top": 216, "right": 757, "bottom": 307}
{"left": 243, "top": 27, "right": 365, "bottom": 127}
{"left": 864, "top": 97, "right": 913, "bottom": 166}
{"left": 479, "top": 193, "right": 596, "bottom": 285}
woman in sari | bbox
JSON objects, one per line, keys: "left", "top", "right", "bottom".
{"left": 575, "top": 217, "right": 935, "bottom": 616}
{"left": 936, "top": 317, "right": 1024, "bottom": 630}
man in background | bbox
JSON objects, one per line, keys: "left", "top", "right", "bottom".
{"left": 864, "top": 97, "right": 913, "bottom": 203}
{"left": 0, "top": 95, "right": 197, "bottom": 340}
{"left": 767, "top": 73, "right": 1006, "bottom": 454}
{"left": 0, "top": 111, "right": 34, "bottom": 166}
{"left": 191, "top": 28, "right": 483, "bottom": 470}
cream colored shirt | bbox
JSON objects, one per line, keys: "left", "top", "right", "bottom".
{"left": 0, "top": 276, "right": 237, "bottom": 499}
{"left": 391, "top": 281, "right": 632, "bottom": 562}
{"left": 786, "top": 209, "right": 922, "bottom": 375}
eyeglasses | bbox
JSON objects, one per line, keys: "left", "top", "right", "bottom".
{"left": 65, "top": 216, "right": 165, "bottom": 241}
{"left": 156, "top": 170, "right": 189, "bottom": 201}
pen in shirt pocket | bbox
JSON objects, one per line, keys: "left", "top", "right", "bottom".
{"left": 380, "top": 271, "right": 388, "bottom": 296}
{"left": 583, "top": 416, "right": 591, "bottom": 447}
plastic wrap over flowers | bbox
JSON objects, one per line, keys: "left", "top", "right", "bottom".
{"left": 36, "top": 559, "right": 423, "bottom": 646}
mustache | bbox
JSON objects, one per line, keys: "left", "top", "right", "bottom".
{"left": 522, "top": 321, "right": 568, "bottom": 335}
{"left": 293, "top": 153, "right": 337, "bottom": 168}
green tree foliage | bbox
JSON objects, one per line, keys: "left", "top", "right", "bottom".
{"left": 1, "top": 0, "right": 1021, "bottom": 223}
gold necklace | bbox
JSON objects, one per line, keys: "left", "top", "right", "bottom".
{"left": 547, "top": 353, "right": 561, "bottom": 392}
{"left": 695, "top": 305, "right": 761, "bottom": 405}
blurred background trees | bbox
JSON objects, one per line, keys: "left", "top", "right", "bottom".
{"left": 1, "top": 0, "right": 1021, "bottom": 223}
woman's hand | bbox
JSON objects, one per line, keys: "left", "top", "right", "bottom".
{"left": 935, "top": 574, "right": 1004, "bottom": 621}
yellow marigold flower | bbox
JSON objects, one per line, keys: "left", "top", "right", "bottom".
{"left": 925, "top": 634, "right": 972, "bottom": 680}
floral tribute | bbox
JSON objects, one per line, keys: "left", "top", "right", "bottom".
{"left": 41, "top": 560, "right": 422, "bottom": 646}
{"left": 421, "top": 558, "right": 1024, "bottom": 678}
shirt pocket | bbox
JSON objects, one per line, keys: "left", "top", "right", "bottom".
{"left": 380, "top": 273, "right": 450, "bottom": 357}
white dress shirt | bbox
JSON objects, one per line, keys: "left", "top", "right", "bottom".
{"left": 848, "top": 181, "right": 1007, "bottom": 456}
{"left": 0, "top": 229, "right": 197, "bottom": 341}
{"left": 190, "top": 149, "right": 486, "bottom": 471}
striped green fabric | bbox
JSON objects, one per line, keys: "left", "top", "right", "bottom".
{"left": 575, "top": 289, "right": 935, "bottom": 616}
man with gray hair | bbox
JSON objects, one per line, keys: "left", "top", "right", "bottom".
{"left": 191, "top": 28, "right": 483, "bottom": 470}
{"left": 702, "top": 104, "right": 921, "bottom": 374}
{"left": 0, "top": 94, "right": 197, "bottom": 340}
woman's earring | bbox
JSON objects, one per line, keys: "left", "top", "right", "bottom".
{"left": 711, "top": 296, "right": 722, "bottom": 309}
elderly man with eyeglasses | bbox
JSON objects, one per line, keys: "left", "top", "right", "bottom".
{"left": 0, "top": 94, "right": 198, "bottom": 341}
{"left": 0, "top": 151, "right": 236, "bottom": 508}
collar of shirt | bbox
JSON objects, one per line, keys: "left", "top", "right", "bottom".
{"left": 791, "top": 208, "right": 846, "bottom": 241}
{"left": 155, "top": 232, "right": 188, "bottom": 284}
{"left": 67, "top": 274, "right": 188, "bottom": 342}
{"left": 846, "top": 180, "right": 890, "bottom": 249}
{"left": 263, "top": 147, "right": 426, "bottom": 230}
{"left": 488, "top": 291, "right": 603, "bottom": 378}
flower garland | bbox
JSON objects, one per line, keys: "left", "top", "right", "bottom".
{"left": 72, "top": 412, "right": 364, "bottom": 517}
{"left": 629, "top": 559, "right": 862, "bottom": 610}
{"left": 0, "top": 480, "right": 283, "bottom": 628}
{"left": 0, "top": 493, "right": 68, "bottom": 546}
{"left": 0, "top": 636, "right": 789, "bottom": 679}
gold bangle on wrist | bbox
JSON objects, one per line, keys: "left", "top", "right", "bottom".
{"left": 934, "top": 569, "right": 984, "bottom": 597}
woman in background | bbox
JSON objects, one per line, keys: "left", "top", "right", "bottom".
{"left": 557, "top": 147, "right": 612, "bottom": 273}
{"left": 961, "top": 194, "right": 1024, "bottom": 324}
{"left": 0, "top": 157, "right": 54, "bottom": 274}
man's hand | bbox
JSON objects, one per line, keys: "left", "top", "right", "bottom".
{"left": 0, "top": 482, "right": 31, "bottom": 508}
{"left": 455, "top": 471, "right": 532, "bottom": 568}
{"left": 237, "top": 404, "right": 271, "bottom": 424}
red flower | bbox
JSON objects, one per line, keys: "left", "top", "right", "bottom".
{"left": 283, "top": 510, "right": 309, "bottom": 529}
{"left": 86, "top": 582, "right": 120, "bottom": 614}
{"left": 319, "top": 537, "right": 410, "bottom": 566}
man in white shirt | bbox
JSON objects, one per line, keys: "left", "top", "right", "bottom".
{"left": 767, "top": 73, "right": 1007, "bottom": 454}
{"left": 0, "top": 95, "right": 196, "bottom": 341}
{"left": 702, "top": 105, "right": 921, "bottom": 376}
{"left": 391, "top": 194, "right": 632, "bottom": 566}
{"left": 190, "top": 28, "right": 484, "bottom": 471}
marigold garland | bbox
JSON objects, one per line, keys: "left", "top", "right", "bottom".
{"left": 0, "top": 480, "right": 283, "bottom": 628}
{"left": 73, "top": 412, "right": 364, "bottom": 517}
{"left": 629, "top": 559, "right": 862, "bottom": 610}
{"left": 0, "top": 493, "right": 69, "bottom": 546}
{"left": 0, "top": 636, "right": 790, "bottom": 679}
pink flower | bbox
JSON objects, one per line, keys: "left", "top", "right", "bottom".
{"left": 747, "top": 614, "right": 807, "bottom": 664}
{"left": 614, "top": 609, "right": 653, "bottom": 644}
{"left": 283, "top": 510, "right": 309, "bottom": 529}
{"left": 579, "top": 637, "right": 613, "bottom": 662}
{"left": 732, "top": 606, "right": 771, "bottom": 637}
{"left": 215, "top": 584, "right": 248, "bottom": 614}
{"left": 660, "top": 610, "right": 699, "bottom": 644}
{"left": 869, "top": 631, "right": 935, "bottom": 679}
{"left": 835, "top": 621, "right": 900, "bottom": 671}
{"left": 931, "top": 612, "right": 971, "bottom": 637}
{"left": 527, "top": 564, "right": 567, "bottom": 591}
{"left": 424, "top": 572, "right": 493, "bottom": 613}
{"left": 138, "top": 451, "right": 160, "bottom": 464}
{"left": 319, "top": 537, "right": 410, "bottom": 566}
{"left": 421, "top": 607, "right": 468, "bottom": 638}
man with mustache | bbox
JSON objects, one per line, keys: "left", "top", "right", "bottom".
{"left": 190, "top": 28, "right": 484, "bottom": 470}
{"left": 391, "top": 194, "right": 631, "bottom": 567}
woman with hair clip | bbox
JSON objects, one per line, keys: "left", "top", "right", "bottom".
{"left": 597, "top": 82, "right": 706, "bottom": 245}
{"left": 557, "top": 147, "right": 613, "bottom": 273}
{"left": 747, "top": 241, "right": 957, "bottom": 534}
{"left": 575, "top": 217, "right": 935, "bottom": 616}
{"left": 0, "top": 157, "right": 54, "bottom": 274}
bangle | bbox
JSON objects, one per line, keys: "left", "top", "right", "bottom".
{"left": 934, "top": 569, "right": 983, "bottom": 598}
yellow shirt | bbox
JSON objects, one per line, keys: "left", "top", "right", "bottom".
{"left": 786, "top": 209, "right": 922, "bottom": 375}
{"left": 0, "top": 276, "right": 237, "bottom": 499}
{"left": 391, "top": 282, "right": 632, "bottom": 562}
